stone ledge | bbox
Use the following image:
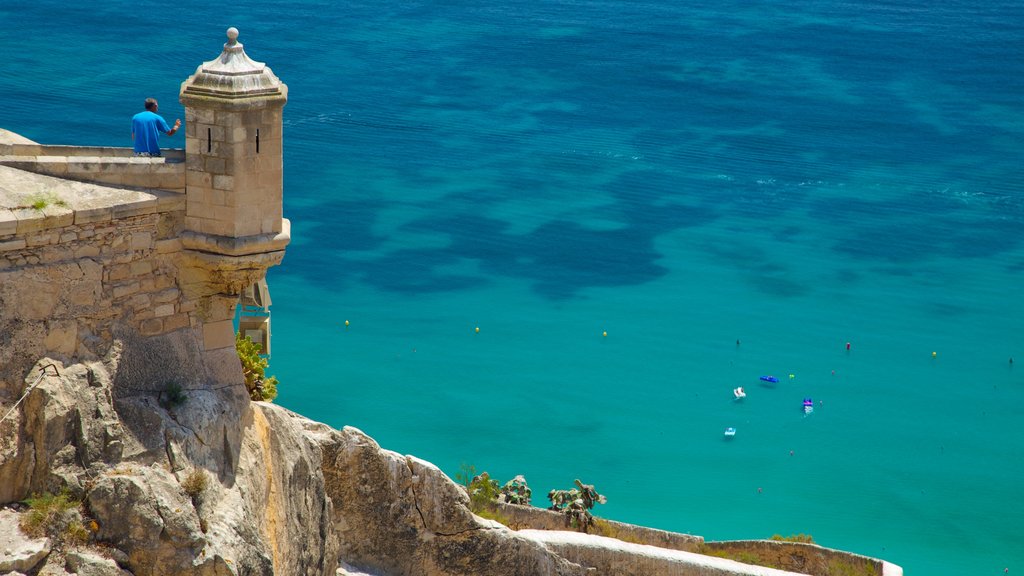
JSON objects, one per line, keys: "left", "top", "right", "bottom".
{"left": 520, "top": 530, "right": 807, "bottom": 576}
{"left": 180, "top": 218, "right": 290, "bottom": 257}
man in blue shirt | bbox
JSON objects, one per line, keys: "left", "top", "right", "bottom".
{"left": 131, "top": 98, "right": 181, "bottom": 156}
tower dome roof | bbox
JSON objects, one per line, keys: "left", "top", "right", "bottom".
{"left": 180, "top": 28, "right": 285, "bottom": 100}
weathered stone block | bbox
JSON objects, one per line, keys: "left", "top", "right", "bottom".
{"left": 108, "top": 264, "right": 131, "bottom": 282}
{"left": 0, "top": 238, "right": 27, "bottom": 252}
{"left": 130, "top": 294, "right": 152, "bottom": 312}
{"left": 112, "top": 198, "right": 160, "bottom": 220}
{"left": 130, "top": 232, "right": 153, "bottom": 251}
{"left": 202, "top": 319, "right": 235, "bottom": 350}
{"left": 112, "top": 282, "right": 140, "bottom": 299}
{"left": 193, "top": 108, "right": 216, "bottom": 125}
{"left": 153, "top": 274, "right": 177, "bottom": 290}
{"left": 153, "top": 288, "right": 181, "bottom": 304}
{"left": 43, "top": 320, "right": 77, "bottom": 355}
{"left": 0, "top": 210, "right": 19, "bottom": 236}
{"left": 67, "top": 284, "right": 98, "bottom": 307}
{"left": 111, "top": 252, "right": 135, "bottom": 265}
{"left": 65, "top": 550, "right": 133, "bottom": 576}
{"left": 75, "top": 206, "right": 114, "bottom": 225}
{"left": 26, "top": 231, "right": 58, "bottom": 247}
{"left": 163, "top": 313, "right": 190, "bottom": 332}
{"left": 212, "top": 175, "right": 234, "bottom": 192}
{"left": 74, "top": 244, "right": 101, "bottom": 258}
{"left": 139, "top": 318, "right": 164, "bottom": 336}
{"left": 129, "top": 261, "right": 152, "bottom": 277}
{"left": 204, "top": 156, "right": 226, "bottom": 174}
{"left": 155, "top": 238, "right": 182, "bottom": 254}
{"left": 13, "top": 208, "right": 45, "bottom": 235}
{"left": 154, "top": 304, "right": 175, "bottom": 318}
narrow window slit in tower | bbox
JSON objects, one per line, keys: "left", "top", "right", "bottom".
{"left": 206, "top": 128, "right": 211, "bottom": 153}
{"left": 256, "top": 129, "right": 260, "bottom": 154}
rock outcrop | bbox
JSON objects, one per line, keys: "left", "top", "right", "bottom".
{"left": 0, "top": 509, "right": 51, "bottom": 573}
{"left": 0, "top": 327, "right": 589, "bottom": 576}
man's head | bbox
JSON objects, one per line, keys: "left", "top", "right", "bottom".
{"left": 144, "top": 98, "right": 159, "bottom": 112}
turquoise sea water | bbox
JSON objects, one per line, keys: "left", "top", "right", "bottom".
{"left": 3, "top": 1, "right": 1023, "bottom": 573}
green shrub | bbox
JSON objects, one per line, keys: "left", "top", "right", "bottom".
{"left": 160, "top": 382, "right": 187, "bottom": 408}
{"left": 23, "top": 193, "right": 68, "bottom": 211}
{"left": 466, "top": 472, "right": 500, "bottom": 513}
{"left": 547, "top": 479, "right": 606, "bottom": 532}
{"left": 236, "top": 333, "right": 278, "bottom": 401}
{"left": 20, "top": 490, "right": 90, "bottom": 548}
{"left": 500, "top": 475, "right": 531, "bottom": 505}
{"left": 770, "top": 533, "right": 815, "bottom": 543}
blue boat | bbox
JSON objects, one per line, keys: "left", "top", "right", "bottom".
{"left": 760, "top": 375, "right": 779, "bottom": 383}
{"left": 803, "top": 398, "right": 814, "bottom": 414}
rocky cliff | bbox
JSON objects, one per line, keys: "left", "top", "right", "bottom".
{"left": 0, "top": 327, "right": 592, "bottom": 576}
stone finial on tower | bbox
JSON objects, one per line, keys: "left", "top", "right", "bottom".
{"left": 180, "top": 27, "right": 286, "bottom": 100}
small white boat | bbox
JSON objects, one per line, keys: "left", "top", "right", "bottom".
{"left": 733, "top": 387, "right": 746, "bottom": 399}
{"left": 724, "top": 427, "right": 737, "bottom": 437}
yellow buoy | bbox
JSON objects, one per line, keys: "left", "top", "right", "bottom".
{"left": 602, "top": 331, "right": 607, "bottom": 337}
{"left": 475, "top": 327, "right": 480, "bottom": 333}
{"left": 932, "top": 351, "right": 937, "bottom": 358}
{"left": 344, "top": 320, "right": 350, "bottom": 327}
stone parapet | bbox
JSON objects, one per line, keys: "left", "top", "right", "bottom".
{"left": 0, "top": 143, "right": 184, "bottom": 160}
{"left": 0, "top": 148, "right": 185, "bottom": 193}
{"left": 491, "top": 502, "right": 703, "bottom": 552}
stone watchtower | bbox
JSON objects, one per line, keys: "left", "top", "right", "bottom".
{"left": 177, "top": 28, "right": 290, "bottom": 368}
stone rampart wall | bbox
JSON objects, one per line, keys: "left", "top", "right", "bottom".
{"left": 0, "top": 191, "right": 190, "bottom": 396}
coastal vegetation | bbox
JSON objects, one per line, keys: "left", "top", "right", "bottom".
{"left": 500, "top": 474, "right": 532, "bottom": 505}
{"left": 20, "top": 489, "right": 92, "bottom": 548}
{"left": 457, "top": 465, "right": 606, "bottom": 532}
{"left": 236, "top": 332, "right": 278, "bottom": 401}
{"left": 547, "top": 479, "right": 607, "bottom": 531}
{"left": 461, "top": 468, "right": 501, "bottom": 513}
{"left": 771, "top": 533, "right": 815, "bottom": 543}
